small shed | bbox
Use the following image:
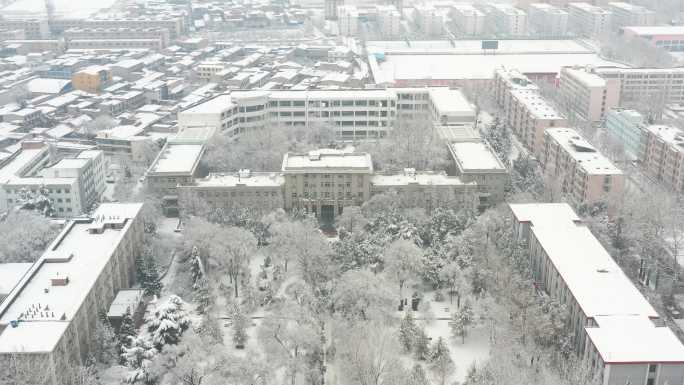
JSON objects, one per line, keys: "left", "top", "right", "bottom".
{"left": 107, "top": 289, "right": 146, "bottom": 330}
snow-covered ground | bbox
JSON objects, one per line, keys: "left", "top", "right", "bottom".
{"left": 419, "top": 293, "right": 491, "bottom": 383}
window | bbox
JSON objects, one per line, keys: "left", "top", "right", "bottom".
{"left": 65, "top": 189, "right": 70, "bottom": 194}
{"left": 66, "top": 198, "right": 71, "bottom": 203}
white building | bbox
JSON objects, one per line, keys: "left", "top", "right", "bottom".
{"left": 0, "top": 203, "right": 145, "bottom": 384}
{"left": 528, "top": 3, "right": 569, "bottom": 37}
{"left": 604, "top": 108, "right": 645, "bottom": 161}
{"left": 490, "top": 3, "right": 527, "bottom": 36}
{"left": 447, "top": 140, "right": 508, "bottom": 208}
{"left": 608, "top": 2, "right": 655, "bottom": 29}
{"left": 450, "top": 4, "right": 485, "bottom": 36}
{"left": 376, "top": 5, "right": 401, "bottom": 38}
{"left": 568, "top": 2, "right": 612, "bottom": 38}
{"left": 1, "top": 142, "right": 107, "bottom": 216}
{"left": 178, "top": 88, "right": 475, "bottom": 141}
{"left": 510, "top": 203, "right": 684, "bottom": 385}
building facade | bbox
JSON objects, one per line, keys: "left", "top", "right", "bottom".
{"left": 528, "top": 3, "right": 569, "bottom": 37}
{"left": 0, "top": 203, "right": 145, "bottom": 384}
{"left": 568, "top": 2, "right": 612, "bottom": 38}
{"left": 594, "top": 67, "right": 684, "bottom": 107}
{"left": 559, "top": 67, "right": 620, "bottom": 123}
{"left": 490, "top": 3, "right": 527, "bottom": 36}
{"left": 541, "top": 127, "right": 624, "bottom": 208}
{"left": 608, "top": 2, "right": 655, "bottom": 30}
{"left": 510, "top": 203, "right": 684, "bottom": 385}
{"left": 450, "top": 4, "right": 485, "bottom": 36}
{"left": 604, "top": 108, "right": 645, "bottom": 161}
{"left": 447, "top": 140, "right": 508, "bottom": 209}
{"left": 640, "top": 125, "right": 684, "bottom": 194}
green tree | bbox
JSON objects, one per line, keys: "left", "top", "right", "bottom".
{"left": 118, "top": 307, "right": 137, "bottom": 364}
{"left": 143, "top": 256, "right": 163, "bottom": 297}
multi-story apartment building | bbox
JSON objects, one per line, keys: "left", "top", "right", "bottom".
{"left": 608, "top": 2, "right": 655, "bottom": 30}
{"left": 63, "top": 27, "right": 170, "bottom": 48}
{"left": 178, "top": 88, "right": 475, "bottom": 141}
{"left": 528, "top": 3, "right": 569, "bottom": 37}
{"left": 50, "top": 17, "right": 186, "bottom": 38}
{"left": 413, "top": 5, "right": 444, "bottom": 37}
{"left": 510, "top": 203, "right": 684, "bottom": 385}
{"left": 0, "top": 142, "right": 107, "bottom": 216}
{"left": 559, "top": 67, "right": 620, "bottom": 123}
{"left": 568, "top": 2, "right": 612, "bottom": 38}
{"left": 337, "top": 5, "right": 359, "bottom": 37}
{"left": 71, "top": 66, "right": 112, "bottom": 94}
{"left": 604, "top": 108, "right": 645, "bottom": 161}
{"left": 541, "top": 127, "right": 623, "bottom": 208}
{"left": 490, "top": 4, "right": 527, "bottom": 36}
{"left": 594, "top": 67, "right": 684, "bottom": 107}
{"left": 494, "top": 69, "right": 567, "bottom": 156}
{"left": 376, "top": 5, "right": 401, "bottom": 38}
{"left": 450, "top": 4, "right": 485, "bottom": 36}
{"left": 0, "top": 203, "right": 145, "bottom": 384}
{"left": 447, "top": 140, "right": 509, "bottom": 209}
{"left": 0, "top": 18, "right": 49, "bottom": 39}
{"left": 640, "top": 125, "right": 684, "bottom": 193}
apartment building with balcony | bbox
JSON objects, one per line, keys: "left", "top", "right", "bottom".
{"left": 413, "top": 5, "right": 444, "bottom": 37}
{"left": 0, "top": 203, "right": 145, "bottom": 384}
{"left": 594, "top": 67, "right": 684, "bottom": 107}
{"left": 450, "top": 4, "right": 485, "bottom": 36}
{"left": 640, "top": 125, "right": 684, "bottom": 194}
{"left": 510, "top": 203, "right": 684, "bottom": 385}
{"left": 568, "top": 2, "right": 612, "bottom": 38}
{"left": 490, "top": 3, "right": 527, "bottom": 36}
{"left": 528, "top": 3, "right": 569, "bottom": 37}
{"left": 494, "top": 68, "right": 567, "bottom": 157}
{"left": 559, "top": 67, "right": 620, "bottom": 123}
{"left": 541, "top": 127, "right": 623, "bottom": 208}
{"left": 376, "top": 5, "right": 401, "bottom": 38}
{"left": 608, "top": 2, "right": 655, "bottom": 30}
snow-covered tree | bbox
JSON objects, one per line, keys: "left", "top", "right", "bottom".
{"left": 194, "top": 277, "right": 211, "bottom": 315}
{"left": 406, "top": 364, "right": 430, "bottom": 385}
{"left": 16, "top": 186, "right": 56, "bottom": 217}
{"left": 231, "top": 304, "right": 249, "bottom": 349}
{"left": 118, "top": 307, "right": 137, "bottom": 363}
{"left": 430, "top": 337, "right": 455, "bottom": 385}
{"left": 384, "top": 239, "right": 423, "bottom": 300}
{"left": 451, "top": 301, "right": 474, "bottom": 343}
{"left": 91, "top": 316, "right": 118, "bottom": 364}
{"left": 482, "top": 118, "right": 512, "bottom": 165}
{"left": 0, "top": 211, "right": 59, "bottom": 263}
{"left": 339, "top": 324, "right": 403, "bottom": 385}
{"left": 211, "top": 226, "right": 257, "bottom": 298}
{"left": 439, "top": 262, "right": 469, "bottom": 308}
{"left": 399, "top": 311, "right": 419, "bottom": 352}
{"left": 414, "top": 327, "right": 431, "bottom": 361}
{"left": 142, "top": 254, "right": 163, "bottom": 297}
{"left": 145, "top": 295, "right": 190, "bottom": 349}
{"left": 330, "top": 269, "right": 394, "bottom": 320}
{"left": 121, "top": 335, "right": 156, "bottom": 384}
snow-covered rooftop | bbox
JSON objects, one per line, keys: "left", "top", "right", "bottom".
{"left": 510, "top": 203, "right": 684, "bottom": 364}
{"left": 282, "top": 149, "right": 373, "bottom": 174}
{"left": 0, "top": 203, "right": 143, "bottom": 354}
{"left": 371, "top": 171, "right": 470, "bottom": 187}
{"left": 0, "top": 263, "right": 32, "bottom": 297}
{"left": 449, "top": 141, "right": 507, "bottom": 172}
{"left": 194, "top": 171, "right": 284, "bottom": 187}
{"left": 510, "top": 89, "right": 565, "bottom": 120}
{"left": 149, "top": 144, "right": 204, "bottom": 175}
{"left": 0, "top": 144, "right": 48, "bottom": 185}
{"left": 645, "top": 125, "right": 684, "bottom": 153}
{"left": 545, "top": 128, "right": 622, "bottom": 175}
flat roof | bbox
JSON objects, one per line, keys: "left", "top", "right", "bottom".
{"left": 428, "top": 88, "right": 475, "bottom": 115}
{"left": 622, "top": 25, "right": 684, "bottom": 36}
{"left": 545, "top": 128, "right": 623, "bottom": 175}
{"left": 282, "top": 150, "right": 373, "bottom": 174}
{"left": 645, "top": 125, "right": 684, "bottom": 153}
{"left": 371, "top": 171, "right": 469, "bottom": 187}
{"left": 0, "top": 263, "right": 32, "bottom": 296}
{"left": 366, "top": 39, "right": 596, "bottom": 55}
{"left": 0, "top": 203, "right": 143, "bottom": 354}
{"left": 562, "top": 67, "right": 606, "bottom": 88}
{"left": 510, "top": 203, "right": 684, "bottom": 364}
{"left": 510, "top": 89, "right": 565, "bottom": 120}
{"left": 449, "top": 141, "right": 507, "bottom": 172}
{"left": 370, "top": 53, "right": 623, "bottom": 83}
{"left": 0, "top": 145, "right": 48, "bottom": 184}
{"left": 192, "top": 172, "right": 284, "bottom": 187}
{"left": 149, "top": 144, "right": 204, "bottom": 175}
